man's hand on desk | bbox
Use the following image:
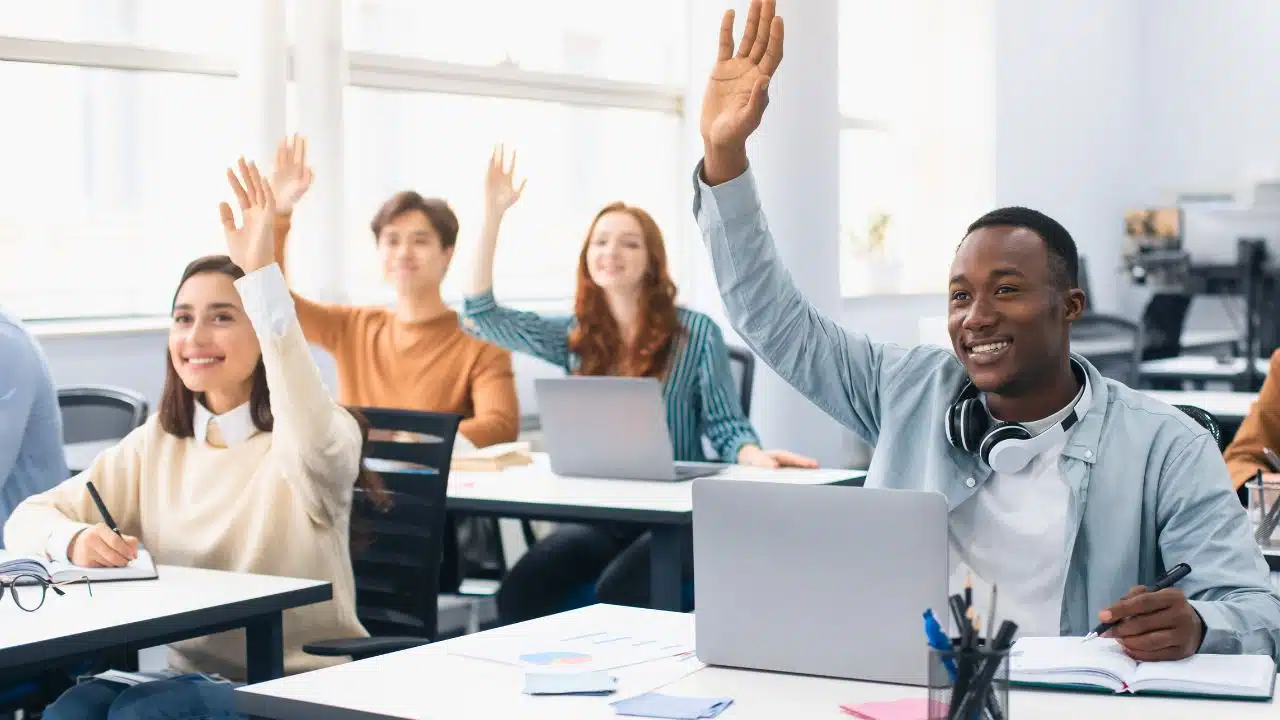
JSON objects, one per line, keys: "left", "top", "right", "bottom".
{"left": 736, "top": 444, "right": 818, "bottom": 469}
{"left": 69, "top": 523, "right": 139, "bottom": 568}
{"left": 1098, "top": 585, "right": 1205, "bottom": 661}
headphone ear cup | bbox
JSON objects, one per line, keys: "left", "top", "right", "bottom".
{"left": 980, "top": 423, "right": 1033, "bottom": 471}
{"left": 950, "top": 398, "right": 990, "bottom": 452}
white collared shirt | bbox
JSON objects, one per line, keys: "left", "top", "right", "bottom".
{"left": 193, "top": 401, "right": 260, "bottom": 446}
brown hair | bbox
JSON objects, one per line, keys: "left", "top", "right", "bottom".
{"left": 567, "top": 202, "right": 681, "bottom": 378}
{"left": 370, "top": 191, "right": 460, "bottom": 249}
{"left": 159, "top": 254, "right": 390, "bottom": 535}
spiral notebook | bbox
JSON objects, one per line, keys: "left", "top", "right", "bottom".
{"left": 1010, "top": 636, "right": 1276, "bottom": 701}
{"left": 0, "top": 549, "right": 158, "bottom": 584}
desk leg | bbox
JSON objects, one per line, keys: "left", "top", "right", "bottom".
{"left": 245, "top": 611, "right": 284, "bottom": 683}
{"left": 650, "top": 526, "right": 685, "bottom": 612}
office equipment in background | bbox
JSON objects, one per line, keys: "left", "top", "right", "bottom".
{"left": 692, "top": 480, "right": 950, "bottom": 685}
{"left": 535, "top": 377, "right": 725, "bottom": 481}
{"left": 1009, "top": 636, "right": 1276, "bottom": 700}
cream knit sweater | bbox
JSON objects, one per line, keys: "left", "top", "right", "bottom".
{"left": 3, "top": 264, "right": 368, "bottom": 680}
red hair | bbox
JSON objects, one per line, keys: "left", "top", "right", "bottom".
{"left": 568, "top": 202, "right": 681, "bottom": 378}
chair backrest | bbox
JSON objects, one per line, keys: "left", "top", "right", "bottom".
{"left": 726, "top": 345, "right": 756, "bottom": 417}
{"left": 57, "top": 385, "right": 149, "bottom": 444}
{"left": 1140, "top": 293, "right": 1193, "bottom": 361}
{"left": 1070, "top": 313, "right": 1143, "bottom": 387}
{"left": 352, "top": 407, "right": 461, "bottom": 642}
{"left": 1174, "top": 404, "right": 1224, "bottom": 450}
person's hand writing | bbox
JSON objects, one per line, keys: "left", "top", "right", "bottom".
{"left": 700, "top": 0, "right": 784, "bottom": 185}
{"left": 1098, "top": 585, "right": 1204, "bottom": 661}
{"left": 484, "top": 144, "right": 526, "bottom": 218}
{"left": 270, "top": 134, "right": 313, "bottom": 215}
{"left": 219, "top": 158, "right": 278, "bottom": 274}
{"left": 68, "top": 524, "right": 139, "bottom": 568}
{"left": 737, "top": 444, "right": 819, "bottom": 469}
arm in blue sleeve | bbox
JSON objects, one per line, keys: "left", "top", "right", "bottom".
{"left": 461, "top": 290, "right": 574, "bottom": 372}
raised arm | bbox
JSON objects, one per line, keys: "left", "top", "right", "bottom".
{"left": 269, "top": 134, "right": 355, "bottom": 351}
{"left": 469, "top": 144, "right": 526, "bottom": 298}
{"left": 692, "top": 0, "right": 919, "bottom": 446}
{"left": 222, "top": 159, "right": 362, "bottom": 527}
{"left": 1223, "top": 349, "right": 1280, "bottom": 488}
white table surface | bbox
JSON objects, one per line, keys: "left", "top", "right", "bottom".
{"left": 1142, "top": 389, "right": 1258, "bottom": 422}
{"left": 236, "top": 604, "right": 1279, "bottom": 720}
{"left": 0, "top": 564, "right": 329, "bottom": 669}
{"left": 1140, "top": 355, "right": 1270, "bottom": 378}
{"left": 1182, "top": 329, "right": 1245, "bottom": 350}
{"left": 449, "top": 454, "right": 866, "bottom": 515}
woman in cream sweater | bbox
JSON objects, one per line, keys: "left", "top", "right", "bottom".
{"left": 4, "top": 161, "right": 370, "bottom": 718}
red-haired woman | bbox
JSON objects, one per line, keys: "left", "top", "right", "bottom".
{"left": 464, "top": 148, "right": 815, "bottom": 622}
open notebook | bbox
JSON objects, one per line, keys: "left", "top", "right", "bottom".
{"left": 1010, "top": 636, "right": 1276, "bottom": 701}
{"left": 0, "top": 549, "right": 158, "bottom": 584}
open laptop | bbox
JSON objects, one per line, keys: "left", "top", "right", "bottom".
{"left": 692, "top": 479, "right": 950, "bottom": 686}
{"left": 535, "top": 377, "right": 726, "bottom": 481}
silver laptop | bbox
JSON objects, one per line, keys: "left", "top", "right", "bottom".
{"left": 535, "top": 377, "right": 726, "bottom": 481}
{"left": 693, "top": 479, "right": 950, "bottom": 686}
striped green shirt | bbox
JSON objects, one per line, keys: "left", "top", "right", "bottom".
{"left": 462, "top": 290, "right": 759, "bottom": 462}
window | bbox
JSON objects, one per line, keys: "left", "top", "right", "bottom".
{"left": 343, "top": 0, "right": 687, "bottom": 85}
{"left": 343, "top": 88, "right": 682, "bottom": 305}
{"left": 0, "top": 61, "right": 238, "bottom": 319}
{"left": 0, "top": 0, "right": 245, "bottom": 55}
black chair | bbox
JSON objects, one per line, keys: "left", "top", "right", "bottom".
{"left": 727, "top": 345, "right": 756, "bottom": 417}
{"left": 303, "top": 408, "right": 461, "bottom": 661}
{"left": 1173, "top": 404, "right": 1246, "bottom": 507}
{"left": 1070, "top": 314, "right": 1143, "bottom": 387}
{"left": 57, "top": 385, "right": 149, "bottom": 444}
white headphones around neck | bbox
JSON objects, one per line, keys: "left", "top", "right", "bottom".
{"left": 944, "top": 358, "right": 1093, "bottom": 474}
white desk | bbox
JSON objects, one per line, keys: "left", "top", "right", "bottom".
{"left": 1142, "top": 390, "right": 1257, "bottom": 424}
{"left": 448, "top": 455, "right": 865, "bottom": 612}
{"left": 0, "top": 565, "right": 330, "bottom": 684}
{"left": 1140, "top": 355, "right": 1269, "bottom": 388}
{"left": 236, "top": 604, "right": 1277, "bottom": 720}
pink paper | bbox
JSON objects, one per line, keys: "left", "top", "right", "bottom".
{"left": 839, "top": 698, "right": 948, "bottom": 720}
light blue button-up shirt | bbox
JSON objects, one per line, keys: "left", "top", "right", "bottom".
{"left": 692, "top": 163, "right": 1280, "bottom": 659}
{"left": 0, "top": 310, "right": 67, "bottom": 537}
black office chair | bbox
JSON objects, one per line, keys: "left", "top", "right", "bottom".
{"left": 727, "top": 345, "right": 756, "bottom": 417}
{"left": 57, "top": 385, "right": 149, "bottom": 444}
{"left": 1070, "top": 314, "right": 1143, "bottom": 387}
{"left": 303, "top": 408, "right": 461, "bottom": 661}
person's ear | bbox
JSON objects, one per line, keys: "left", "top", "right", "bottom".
{"left": 1064, "top": 288, "right": 1087, "bottom": 321}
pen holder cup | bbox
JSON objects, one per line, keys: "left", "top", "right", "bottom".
{"left": 1246, "top": 476, "right": 1280, "bottom": 547}
{"left": 927, "top": 641, "right": 1010, "bottom": 720}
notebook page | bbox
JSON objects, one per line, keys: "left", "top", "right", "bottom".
{"left": 1129, "top": 653, "right": 1276, "bottom": 697}
{"left": 1010, "top": 637, "right": 1137, "bottom": 691}
{"left": 46, "top": 549, "right": 157, "bottom": 583}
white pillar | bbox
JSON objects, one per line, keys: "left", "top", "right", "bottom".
{"left": 291, "top": 0, "right": 347, "bottom": 302}
{"left": 684, "top": 0, "right": 844, "bottom": 465}
{"left": 241, "top": 0, "right": 287, "bottom": 170}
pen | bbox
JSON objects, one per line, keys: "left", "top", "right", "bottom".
{"left": 1084, "top": 563, "right": 1192, "bottom": 640}
{"left": 986, "top": 585, "right": 998, "bottom": 649}
{"left": 85, "top": 481, "right": 122, "bottom": 538}
{"left": 923, "top": 609, "right": 958, "bottom": 681}
{"left": 953, "top": 620, "right": 1019, "bottom": 720}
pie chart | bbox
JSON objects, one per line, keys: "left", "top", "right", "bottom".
{"left": 519, "top": 651, "right": 593, "bottom": 666}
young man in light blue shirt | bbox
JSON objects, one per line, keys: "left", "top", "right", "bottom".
{"left": 692, "top": 0, "right": 1280, "bottom": 662}
{"left": 0, "top": 309, "right": 67, "bottom": 536}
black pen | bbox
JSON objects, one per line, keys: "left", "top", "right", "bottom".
{"left": 85, "top": 481, "right": 122, "bottom": 538}
{"left": 1085, "top": 563, "right": 1191, "bottom": 640}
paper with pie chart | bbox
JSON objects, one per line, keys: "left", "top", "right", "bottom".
{"left": 447, "top": 628, "right": 693, "bottom": 673}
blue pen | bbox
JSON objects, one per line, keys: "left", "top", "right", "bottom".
{"left": 923, "top": 609, "right": 958, "bottom": 681}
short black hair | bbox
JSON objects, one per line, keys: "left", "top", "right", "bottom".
{"left": 964, "top": 206, "right": 1079, "bottom": 290}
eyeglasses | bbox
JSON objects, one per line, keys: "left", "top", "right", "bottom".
{"left": 0, "top": 573, "right": 93, "bottom": 612}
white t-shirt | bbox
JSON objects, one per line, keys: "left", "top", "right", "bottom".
{"left": 948, "top": 381, "right": 1086, "bottom": 638}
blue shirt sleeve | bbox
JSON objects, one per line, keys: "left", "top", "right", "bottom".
{"left": 461, "top": 289, "right": 575, "bottom": 372}
{"left": 0, "top": 320, "right": 67, "bottom": 527}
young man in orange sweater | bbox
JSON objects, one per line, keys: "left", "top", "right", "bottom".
{"left": 267, "top": 135, "right": 519, "bottom": 448}
{"left": 1224, "top": 349, "right": 1280, "bottom": 489}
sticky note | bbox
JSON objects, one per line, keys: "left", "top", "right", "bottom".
{"left": 523, "top": 671, "right": 617, "bottom": 696}
{"left": 610, "top": 692, "right": 734, "bottom": 719}
{"left": 839, "top": 698, "right": 949, "bottom": 719}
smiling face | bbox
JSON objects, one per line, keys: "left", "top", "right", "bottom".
{"left": 584, "top": 210, "right": 651, "bottom": 295}
{"left": 947, "top": 225, "right": 1084, "bottom": 397}
{"left": 377, "top": 209, "right": 454, "bottom": 296}
{"left": 167, "top": 271, "right": 261, "bottom": 413}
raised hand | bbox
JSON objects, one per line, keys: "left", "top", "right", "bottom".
{"left": 700, "top": 0, "right": 784, "bottom": 184}
{"left": 271, "top": 133, "right": 314, "bottom": 215}
{"left": 484, "top": 144, "right": 526, "bottom": 218}
{"left": 218, "top": 158, "right": 278, "bottom": 273}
